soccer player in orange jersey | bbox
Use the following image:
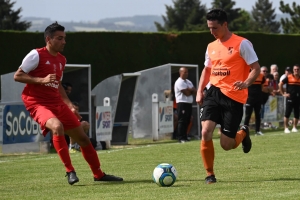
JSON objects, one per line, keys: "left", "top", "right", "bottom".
{"left": 196, "top": 9, "right": 261, "bottom": 184}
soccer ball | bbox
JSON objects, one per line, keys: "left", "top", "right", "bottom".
{"left": 152, "top": 163, "right": 177, "bottom": 187}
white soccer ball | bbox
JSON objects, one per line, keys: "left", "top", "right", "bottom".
{"left": 152, "top": 163, "right": 177, "bottom": 187}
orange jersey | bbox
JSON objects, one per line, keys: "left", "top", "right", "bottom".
{"left": 263, "top": 77, "right": 269, "bottom": 87}
{"left": 248, "top": 73, "right": 265, "bottom": 96}
{"left": 282, "top": 74, "right": 300, "bottom": 98}
{"left": 252, "top": 73, "right": 265, "bottom": 85}
{"left": 207, "top": 34, "right": 252, "bottom": 103}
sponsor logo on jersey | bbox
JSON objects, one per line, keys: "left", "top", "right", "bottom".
{"left": 212, "top": 68, "right": 230, "bottom": 76}
{"left": 44, "top": 81, "right": 59, "bottom": 89}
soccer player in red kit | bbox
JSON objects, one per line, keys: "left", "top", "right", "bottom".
{"left": 13, "top": 22, "right": 123, "bottom": 185}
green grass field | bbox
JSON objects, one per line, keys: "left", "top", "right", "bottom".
{"left": 1, "top": 128, "right": 300, "bottom": 200}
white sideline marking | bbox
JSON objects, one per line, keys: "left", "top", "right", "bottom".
{"left": 0, "top": 144, "right": 161, "bottom": 163}
{"left": 0, "top": 132, "right": 295, "bottom": 163}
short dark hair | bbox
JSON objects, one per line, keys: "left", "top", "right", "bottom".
{"left": 266, "top": 73, "right": 274, "bottom": 80}
{"left": 72, "top": 101, "right": 79, "bottom": 107}
{"left": 206, "top": 9, "right": 228, "bottom": 25}
{"left": 62, "top": 82, "right": 72, "bottom": 90}
{"left": 44, "top": 21, "right": 65, "bottom": 40}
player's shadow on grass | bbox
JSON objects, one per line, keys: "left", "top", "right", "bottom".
{"left": 221, "top": 177, "right": 300, "bottom": 183}
{"left": 121, "top": 179, "right": 154, "bottom": 184}
{"left": 72, "top": 179, "right": 153, "bottom": 186}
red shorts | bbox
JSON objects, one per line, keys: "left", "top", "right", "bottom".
{"left": 27, "top": 104, "right": 81, "bottom": 136}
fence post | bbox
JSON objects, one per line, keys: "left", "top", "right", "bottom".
{"left": 152, "top": 93, "right": 159, "bottom": 141}
{"left": 103, "top": 97, "right": 111, "bottom": 149}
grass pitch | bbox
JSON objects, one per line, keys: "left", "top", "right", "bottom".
{"left": 1, "top": 128, "right": 300, "bottom": 200}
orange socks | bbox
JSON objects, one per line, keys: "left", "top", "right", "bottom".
{"left": 200, "top": 140, "right": 215, "bottom": 176}
{"left": 234, "top": 129, "right": 246, "bottom": 149}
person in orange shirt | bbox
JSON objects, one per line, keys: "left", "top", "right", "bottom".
{"left": 279, "top": 64, "right": 300, "bottom": 133}
{"left": 196, "top": 9, "right": 261, "bottom": 184}
{"left": 260, "top": 67, "right": 274, "bottom": 120}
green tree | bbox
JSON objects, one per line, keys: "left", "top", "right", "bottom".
{"left": 155, "top": 0, "right": 207, "bottom": 32}
{"left": 210, "top": 0, "right": 251, "bottom": 31}
{"left": 279, "top": 1, "right": 300, "bottom": 34}
{"left": 251, "top": 0, "right": 280, "bottom": 33}
{"left": 0, "top": 0, "right": 31, "bottom": 31}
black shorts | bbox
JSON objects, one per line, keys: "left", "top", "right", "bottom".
{"left": 285, "top": 98, "right": 300, "bottom": 119}
{"left": 200, "top": 85, "right": 243, "bottom": 138}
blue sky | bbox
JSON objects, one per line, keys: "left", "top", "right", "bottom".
{"left": 13, "top": 0, "right": 295, "bottom": 22}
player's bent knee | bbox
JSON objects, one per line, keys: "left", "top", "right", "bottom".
{"left": 49, "top": 124, "right": 64, "bottom": 136}
{"left": 220, "top": 140, "right": 234, "bottom": 151}
{"left": 201, "top": 129, "right": 213, "bottom": 141}
{"left": 220, "top": 143, "right": 231, "bottom": 151}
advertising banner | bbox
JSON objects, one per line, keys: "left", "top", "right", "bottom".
{"left": 264, "top": 96, "right": 277, "bottom": 122}
{"left": 158, "top": 101, "right": 173, "bottom": 134}
{"left": 0, "top": 104, "right": 50, "bottom": 144}
{"left": 95, "top": 106, "right": 112, "bottom": 141}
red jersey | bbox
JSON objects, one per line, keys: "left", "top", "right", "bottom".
{"left": 21, "top": 47, "right": 66, "bottom": 109}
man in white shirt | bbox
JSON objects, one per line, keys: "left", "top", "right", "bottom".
{"left": 174, "top": 67, "right": 197, "bottom": 143}
{"left": 279, "top": 66, "right": 292, "bottom": 93}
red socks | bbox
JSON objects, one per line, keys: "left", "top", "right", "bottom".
{"left": 53, "top": 135, "right": 104, "bottom": 179}
{"left": 81, "top": 143, "right": 105, "bottom": 179}
{"left": 52, "top": 135, "right": 74, "bottom": 172}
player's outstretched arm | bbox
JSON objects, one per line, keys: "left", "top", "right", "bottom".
{"left": 14, "top": 68, "right": 56, "bottom": 84}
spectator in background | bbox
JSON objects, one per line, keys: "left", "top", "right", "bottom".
{"left": 62, "top": 82, "right": 72, "bottom": 95}
{"left": 279, "top": 66, "right": 292, "bottom": 93}
{"left": 244, "top": 71, "right": 266, "bottom": 136}
{"left": 270, "top": 64, "right": 278, "bottom": 74}
{"left": 260, "top": 66, "right": 268, "bottom": 76}
{"left": 279, "top": 64, "right": 300, "bottom": 134}
{"left": 266, "top": 73, "right": 276, "bottom": 96}
{"left": 171, "top": 81, "right": 179, "bottom": 139}
{"left": 172, "top": 96, "right": 194, "bottom": 140}
{"left": 62, "top": 82, "right": 73, "bottom": 146}
{"left": 260, "top": 67, "right": 274, "bottom": 121}
{"left": 69, "top": 102, "right": 97, "bottom": 153}
{"left": 261, "top": 73, "right": 278, "bottom": 129}
{"left": 272, "top": 71, "right": 280, "bottom": 95}
{"left": 174, "top": 67, "right": 197, "bottom": 143}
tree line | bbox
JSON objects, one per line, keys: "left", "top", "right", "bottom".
{"left": 0, "top": 0, "right": 299, "bottom": 34}
{"left": 155, "top": 0, "right": 300, "bottom": 34}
